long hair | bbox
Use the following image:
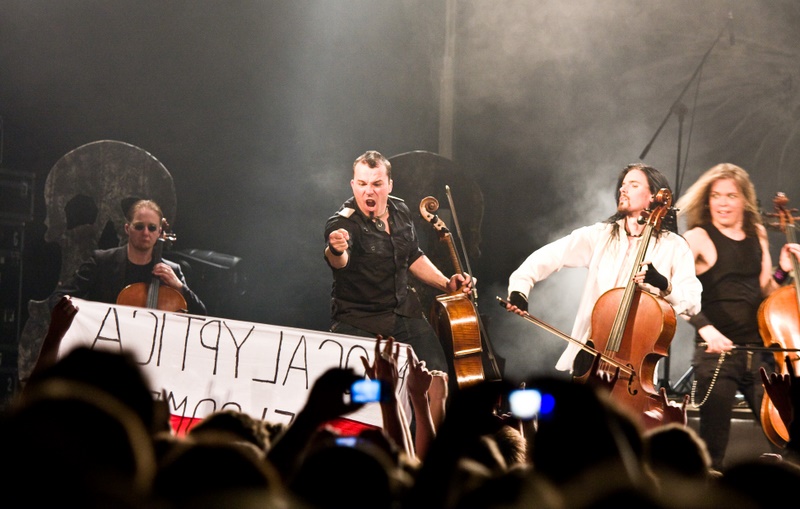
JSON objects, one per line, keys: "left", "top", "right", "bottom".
{"left": 605, "top": 163, "right": 676, "bottom": 236}
{"left": 674, "top": 163, "right": 761, "bottom": 237}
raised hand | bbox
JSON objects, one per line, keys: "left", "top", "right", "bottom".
{"left": 303, "top": 367, "right": 364, "bottom": 423}
{"left": 48, "top": 295, "right": 79, "bottom": 338}
{"left": 30, "top": 296, "right": 80, "bottom": 379}
{"left": 327, "top": 228, "right": 350, "bottom": 256}
{"left": 585, "top": 353, "right": 620, "bottom": 393}
{"left": 360, "top": 336, "right": 412, "bottom": 456}
{"left": 360, "top": 335, "right": 399, "bottom": 394}
{"left": 406, "top": 346, "right": 433, "bottom": 399}
{"left": 267, "top": 366, "right": 363, "bottom": 478}
{"left": 760, "top": 361, "right": 794, "bottom": 428}
{"left": 429, "top": 370, "right": 448, "bottom": 404}
{"left": 656, "top": 387, "right": 688, "bottom": 426}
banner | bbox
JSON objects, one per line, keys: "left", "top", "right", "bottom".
{"left": 59, "top": 298, "right": 411, "bottom": 430}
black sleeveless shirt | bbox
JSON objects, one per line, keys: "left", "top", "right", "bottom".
{"left": 697, "top": 223, "right": 763, "bottom": 345}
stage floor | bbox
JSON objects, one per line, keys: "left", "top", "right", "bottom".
{"left": 682, "top": 397, "right": 780, "bottom": 469}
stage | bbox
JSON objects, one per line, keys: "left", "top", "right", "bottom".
{"left": 683, "top": 395, "right": 779, "bottom": 469}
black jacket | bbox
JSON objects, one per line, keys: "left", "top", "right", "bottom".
{"left": 49, "top": 245, "right": 206, "bottom": 315}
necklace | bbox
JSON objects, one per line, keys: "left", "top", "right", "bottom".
{"left": 371, "top": 208, "right": 388, "bottom": 232}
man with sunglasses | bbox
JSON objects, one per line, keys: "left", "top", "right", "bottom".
{"left": 48, "top": 199, "right": 206, "bottom": 315}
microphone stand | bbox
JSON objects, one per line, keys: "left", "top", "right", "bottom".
{"left": 638, "top": 16, "right": 731, "bottom": 395}
{"left": 639, "top": 17, "right": 730, "bottom": 164}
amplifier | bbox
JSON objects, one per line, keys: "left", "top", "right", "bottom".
{"left": 0, "top": 367, "right": 19, "bottom": 411}
{"left": 0, "top": 221, "right": 24, "bottom": 254}
{"left": 0, "top": 169, "right": 35, "bottom": 222}
{"left": 0, "top": 343, "right": 18, "bottom": 369}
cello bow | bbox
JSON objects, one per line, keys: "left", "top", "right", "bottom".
{"left": 496, "top": 297, "right": 636, "bottom": 380}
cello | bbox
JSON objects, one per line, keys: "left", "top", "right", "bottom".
{"left": 578, "top": 188, "right": 677, "bottom": 427}
{"left": 116, "top": 218, "right": 188, "bottom": 312}
{"left": 420, "top": 194, "right": 499, "bottom": 388}
{"left": 758, "top": 192, "right": 800, "bottom": 448}
{"left": 499, "top": 189, "right": 677, "bottom": 427}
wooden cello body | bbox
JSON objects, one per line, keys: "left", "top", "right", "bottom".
{"left": 420, "top": 196, "right": 485, "bottom": 389}
{"left": 758, "top": 192, "right": 800, "bottom": 448}
{"left": 575, "top": 188, "right": 677, "bottom": 428}
{"left": 583, "top": 286, "right": 676, "bottom": 423}
{"left": 117, "top": 281, "right": 187, "bottom": 312}
{"left": 430, "top": 292, "right": 485, "bottom": 388}
{"left": 116, "top": 218, "right": 188, "bottom": 313}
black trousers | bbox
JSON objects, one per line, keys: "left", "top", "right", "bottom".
{"left": 692, "top": 345, "right": 775, "bottom": 470}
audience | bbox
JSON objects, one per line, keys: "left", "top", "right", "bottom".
{"left": 1, "top": 379, "right": 157, "bottom": 508}
{"left": 153, "top": 439, "right": 287, "bottom": 509}
{"left": 187, "top": 408, "right": 274, "bottom": 457}
{"left": 288, "top": 433, "right": 402, "bottom": 509}
{"left": 8, "top": 300, "right": 800, "bottom": 508}
{"left": 643, "top": 422, "right": 717, "bottom": 485}
{"left": 717, "top": 457, "right": 800, "bottom": 509}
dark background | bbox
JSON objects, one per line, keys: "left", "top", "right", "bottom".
{"left": 2, "top": 0, "right": 799, "bottom": 384}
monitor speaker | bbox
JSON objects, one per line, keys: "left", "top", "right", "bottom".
{"left": 168, "top": 248, "right": 247, "bottom": 318}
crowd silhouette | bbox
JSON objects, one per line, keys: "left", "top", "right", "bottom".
{"left": 2, "top": 296, "right": 800, "bottom": 509}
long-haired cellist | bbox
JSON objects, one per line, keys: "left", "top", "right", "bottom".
{"left": 676, "top": 163, "right": 800, "bottom": 471}
{"left": 504, "top": 164, "right": 702, "bottom": 423}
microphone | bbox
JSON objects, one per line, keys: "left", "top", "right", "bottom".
{"left": 728, "top": 10, "right": 735, "bottom": 45}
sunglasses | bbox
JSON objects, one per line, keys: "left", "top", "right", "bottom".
{"left": 132, "top": 223, "right": 159, "bottom": 232}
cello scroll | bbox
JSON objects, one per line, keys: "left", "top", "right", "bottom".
{"left": 420, "top": 196, "right": 464, "bottom": 275}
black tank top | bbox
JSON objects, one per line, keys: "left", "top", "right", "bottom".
{"left": 697, "top": 223, "right": 763, "bottom": 344}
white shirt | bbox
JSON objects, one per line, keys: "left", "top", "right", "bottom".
{"left": 508, "top": 220, "right": 702, "bottom": 371}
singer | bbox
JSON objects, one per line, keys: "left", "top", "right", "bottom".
{"left": 323, "top": 150, "right": 472, "bottom": 374}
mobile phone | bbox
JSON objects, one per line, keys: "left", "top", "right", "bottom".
{"left": 334, "top": 436, "right": 359, "bottom": 447}
{"left": 508, "top": 388, "right": 555, "bottom": 420}
{"left": 350, "top": 378, "right": 384, "bottom": 404}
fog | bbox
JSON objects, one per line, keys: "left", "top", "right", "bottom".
{"left": 2, "top": 0, "right": 798, "bottom": 383}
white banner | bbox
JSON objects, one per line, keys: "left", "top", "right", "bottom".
{"left": 59, "top": 298, "right": 411, "bottom": 429}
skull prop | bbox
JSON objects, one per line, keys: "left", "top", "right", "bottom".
{"left": 44, "top": 140, "right": 177, "bottom": 281}
{"left": 19, "top": 140, "right": 177, "bottom": 381}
